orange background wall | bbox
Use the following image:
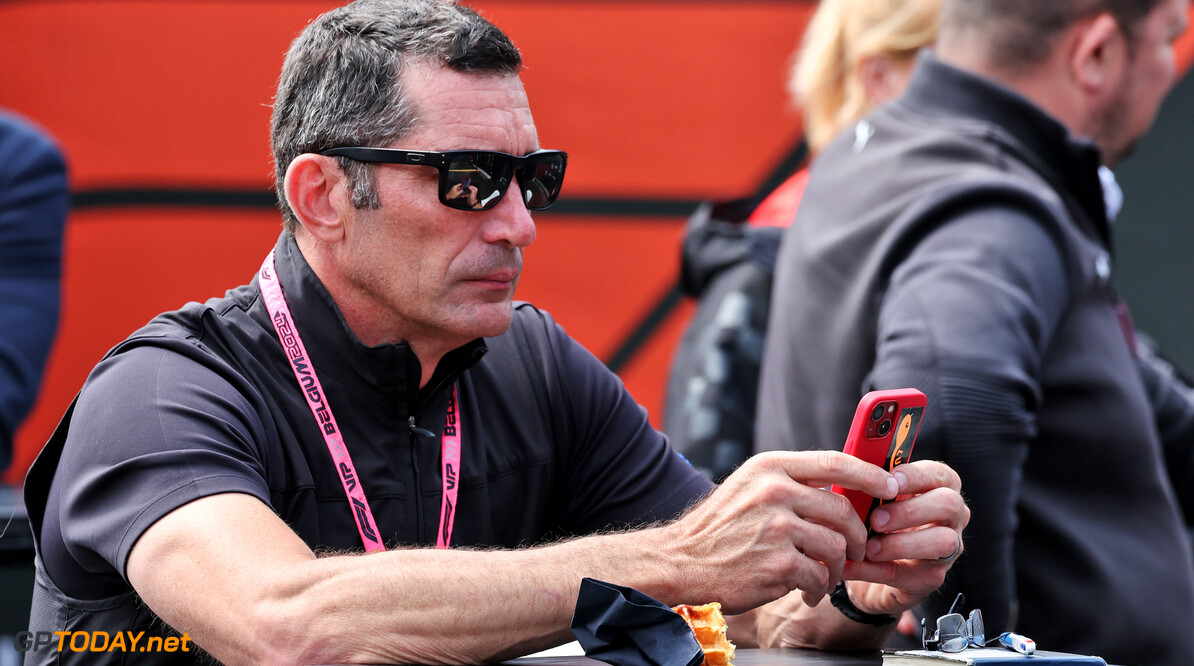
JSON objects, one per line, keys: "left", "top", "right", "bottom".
{"left": 4, "top": 1, "right": 1194, "bottom": 484}
{"left": 0, "top": 0, "right": 816, "bottom": 483}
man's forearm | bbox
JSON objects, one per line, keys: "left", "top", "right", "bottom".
{"left": 226, "top": 527, "right": 688, "bottom": 664}
{"left": 130, "top": 494, "right": 687, "bottom": 665}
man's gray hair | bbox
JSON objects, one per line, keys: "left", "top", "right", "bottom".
{"left": 940, "top": 0, "right": 1165, "bottom": 72}
{"left": 270, "top": 0, "right": 522, "bottom": 233}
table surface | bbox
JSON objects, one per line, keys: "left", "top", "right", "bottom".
{"left": 506, "top": 648, "right": 884, "bottom": 666}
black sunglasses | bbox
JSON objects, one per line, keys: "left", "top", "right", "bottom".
{"left": 321, "top": 147, "right": 567, "bottom": 212}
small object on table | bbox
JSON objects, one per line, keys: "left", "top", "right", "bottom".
{"left": 672, "top": 602, "right": 736, "bottom": 666}
{"left": 995, "top": 633, "right": 1034, "bottom": 655}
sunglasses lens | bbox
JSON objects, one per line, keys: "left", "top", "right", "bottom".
{"left": 440, "top": 151, "right": 566, "bottom": 211}
{"left": 518, "top": 152, "right": 567, "bottom": 210}
{"left": 921, "top": 618, "right": 939, "bottom": 651}
{"left": 967, "top": 609, "right": 985, "bottom": 647}
{"left": 937, "top": 614, "right": 969, "bottom": 652}
{"left": 443, "top": 153, "right": 512, "bottom": 211}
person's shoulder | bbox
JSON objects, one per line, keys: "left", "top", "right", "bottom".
{"left": 104, "top": 282, "right": 261, "bottom": 371}
{"left": 828, "top": 109, "right": 1073, "bottom": 225}
{"left": 482, "top": 302, "right": 597, "bottom": 378}
{"left": 481, "top": 301, "right": 564, "bottom": 358}
{"left": 0, "top": 109, "right": 57, "bottom": 146}
{"left": 0, "top": 109, "right": 65, "bottom": 169}
{"left": 505, "top": 301, "right": 562, "bottom": 339}
{"left": 68, "top": 281, "right": 272, "bottom": 430}
{"left": 78, "top": 287, "right": 270, "bottom": 424}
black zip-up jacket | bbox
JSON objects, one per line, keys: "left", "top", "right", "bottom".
{"left": 757, "top": 52, "right": 1194, "bottom": 665}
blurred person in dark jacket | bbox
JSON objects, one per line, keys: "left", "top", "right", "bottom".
{"left": 0, "top": 109, "right": 67, "bottom": 471}
{"left": 756, "top": 0, "right": 1194, "bottom": 663}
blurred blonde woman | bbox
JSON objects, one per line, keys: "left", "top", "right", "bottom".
{"left": 666, "top": 0, "right": 945, "bottom": 482}
{"left": 795, "top": 0, "right": 944, "bottom": 155}
{"left": 751, "top": 0, "right": 945, "bottom": 224}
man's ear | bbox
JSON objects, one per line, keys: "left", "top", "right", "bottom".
{"left": 1070, "top": 12, "right": 1128, "bottom": 98}
{"left": 283, "top": 154, "right": 350, "bottom": 244}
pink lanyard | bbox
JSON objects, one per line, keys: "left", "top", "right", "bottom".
{"left": 258, "top": 250, "right": 462, "bottom": 551}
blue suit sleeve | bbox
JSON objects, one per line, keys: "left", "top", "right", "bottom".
{"left": 0, "top": 111, "right": 68, "bottom": 468}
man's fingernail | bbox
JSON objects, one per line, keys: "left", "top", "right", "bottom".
{"left": 871, "top": 508, "right": 890, "bottom": 530}
{"left": 867, "top": 538, "right": 882, "bottom": 558}
{"left": 887, "top": 477, "right": 899, "bottom": 497}
{"left": 894, "top": 471, "right": 908, "bottom": 492}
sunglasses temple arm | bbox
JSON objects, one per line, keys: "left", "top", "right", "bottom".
{"left": 947, "top": 593, "right": 966, "bottom": 615}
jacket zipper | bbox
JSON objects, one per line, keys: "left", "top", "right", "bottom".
{"left": 408, "top": 415, "right": 436, "bottom": 545}
{"left": 407, "top": 351, "right": 476, "bottom": 546}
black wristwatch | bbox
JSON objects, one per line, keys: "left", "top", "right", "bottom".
{"left": 829, "top": 581, "right": 898, "bottom": 627}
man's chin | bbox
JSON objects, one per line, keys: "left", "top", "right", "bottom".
{"left": 465, "top": 302, "right": 516, "bottom": 340}
{"left": 1105, "top": 138, "right": 1139, "bottom": 168}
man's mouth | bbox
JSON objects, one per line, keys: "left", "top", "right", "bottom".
{"left": 467, "top": 269, "right": 519, "bottom": 287}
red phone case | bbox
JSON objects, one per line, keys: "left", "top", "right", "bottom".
{"left": 831, "top": 388, "right": 927, "bottom": 524}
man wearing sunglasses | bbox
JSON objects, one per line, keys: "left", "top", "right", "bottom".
{"left": 23, "top": 1, "right": 967, "bottom": 664}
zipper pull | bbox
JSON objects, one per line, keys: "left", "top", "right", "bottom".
{"left": 408, "top": 416, "right": 435, "bottom": 438}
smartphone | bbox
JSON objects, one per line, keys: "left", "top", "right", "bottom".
{"left": 830, "top": 388, "right": 927, "bottom": 526}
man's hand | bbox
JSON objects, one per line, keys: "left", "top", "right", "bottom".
{"left": 746, "top": 459, "right": 967, "bottom": 650}
{"left": 659, "top": 451, "right": 899, "bottom": 614}
{"left": 446, "top": 182, "right": 481, "bottom": 207}
{"left": 843, "top": 460, "right": 968, "bottom": 616}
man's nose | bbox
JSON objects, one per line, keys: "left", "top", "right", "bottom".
{"left": 482, "top": 188, "right": 537, "bottom": 248}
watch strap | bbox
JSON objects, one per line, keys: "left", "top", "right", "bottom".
{"left": 829, "top": 581, "right": 897, "bottom": 627}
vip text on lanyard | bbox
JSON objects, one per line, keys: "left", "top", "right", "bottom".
{"left": 259, "top": 250, "right": 461, "bottom": 551}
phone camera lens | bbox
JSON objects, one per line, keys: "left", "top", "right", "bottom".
{"left": 871, "top": 405, "right": 885, "bottom": 421}
{"left": 877, "top": 419, "right": 892, "bottom": 436}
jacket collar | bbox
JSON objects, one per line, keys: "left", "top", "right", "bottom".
{"left": 266, "top": 233, "right": 487, "bottom": 408}
{"left": 900, "top": 51, "right": 1111, "bottom": 245}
